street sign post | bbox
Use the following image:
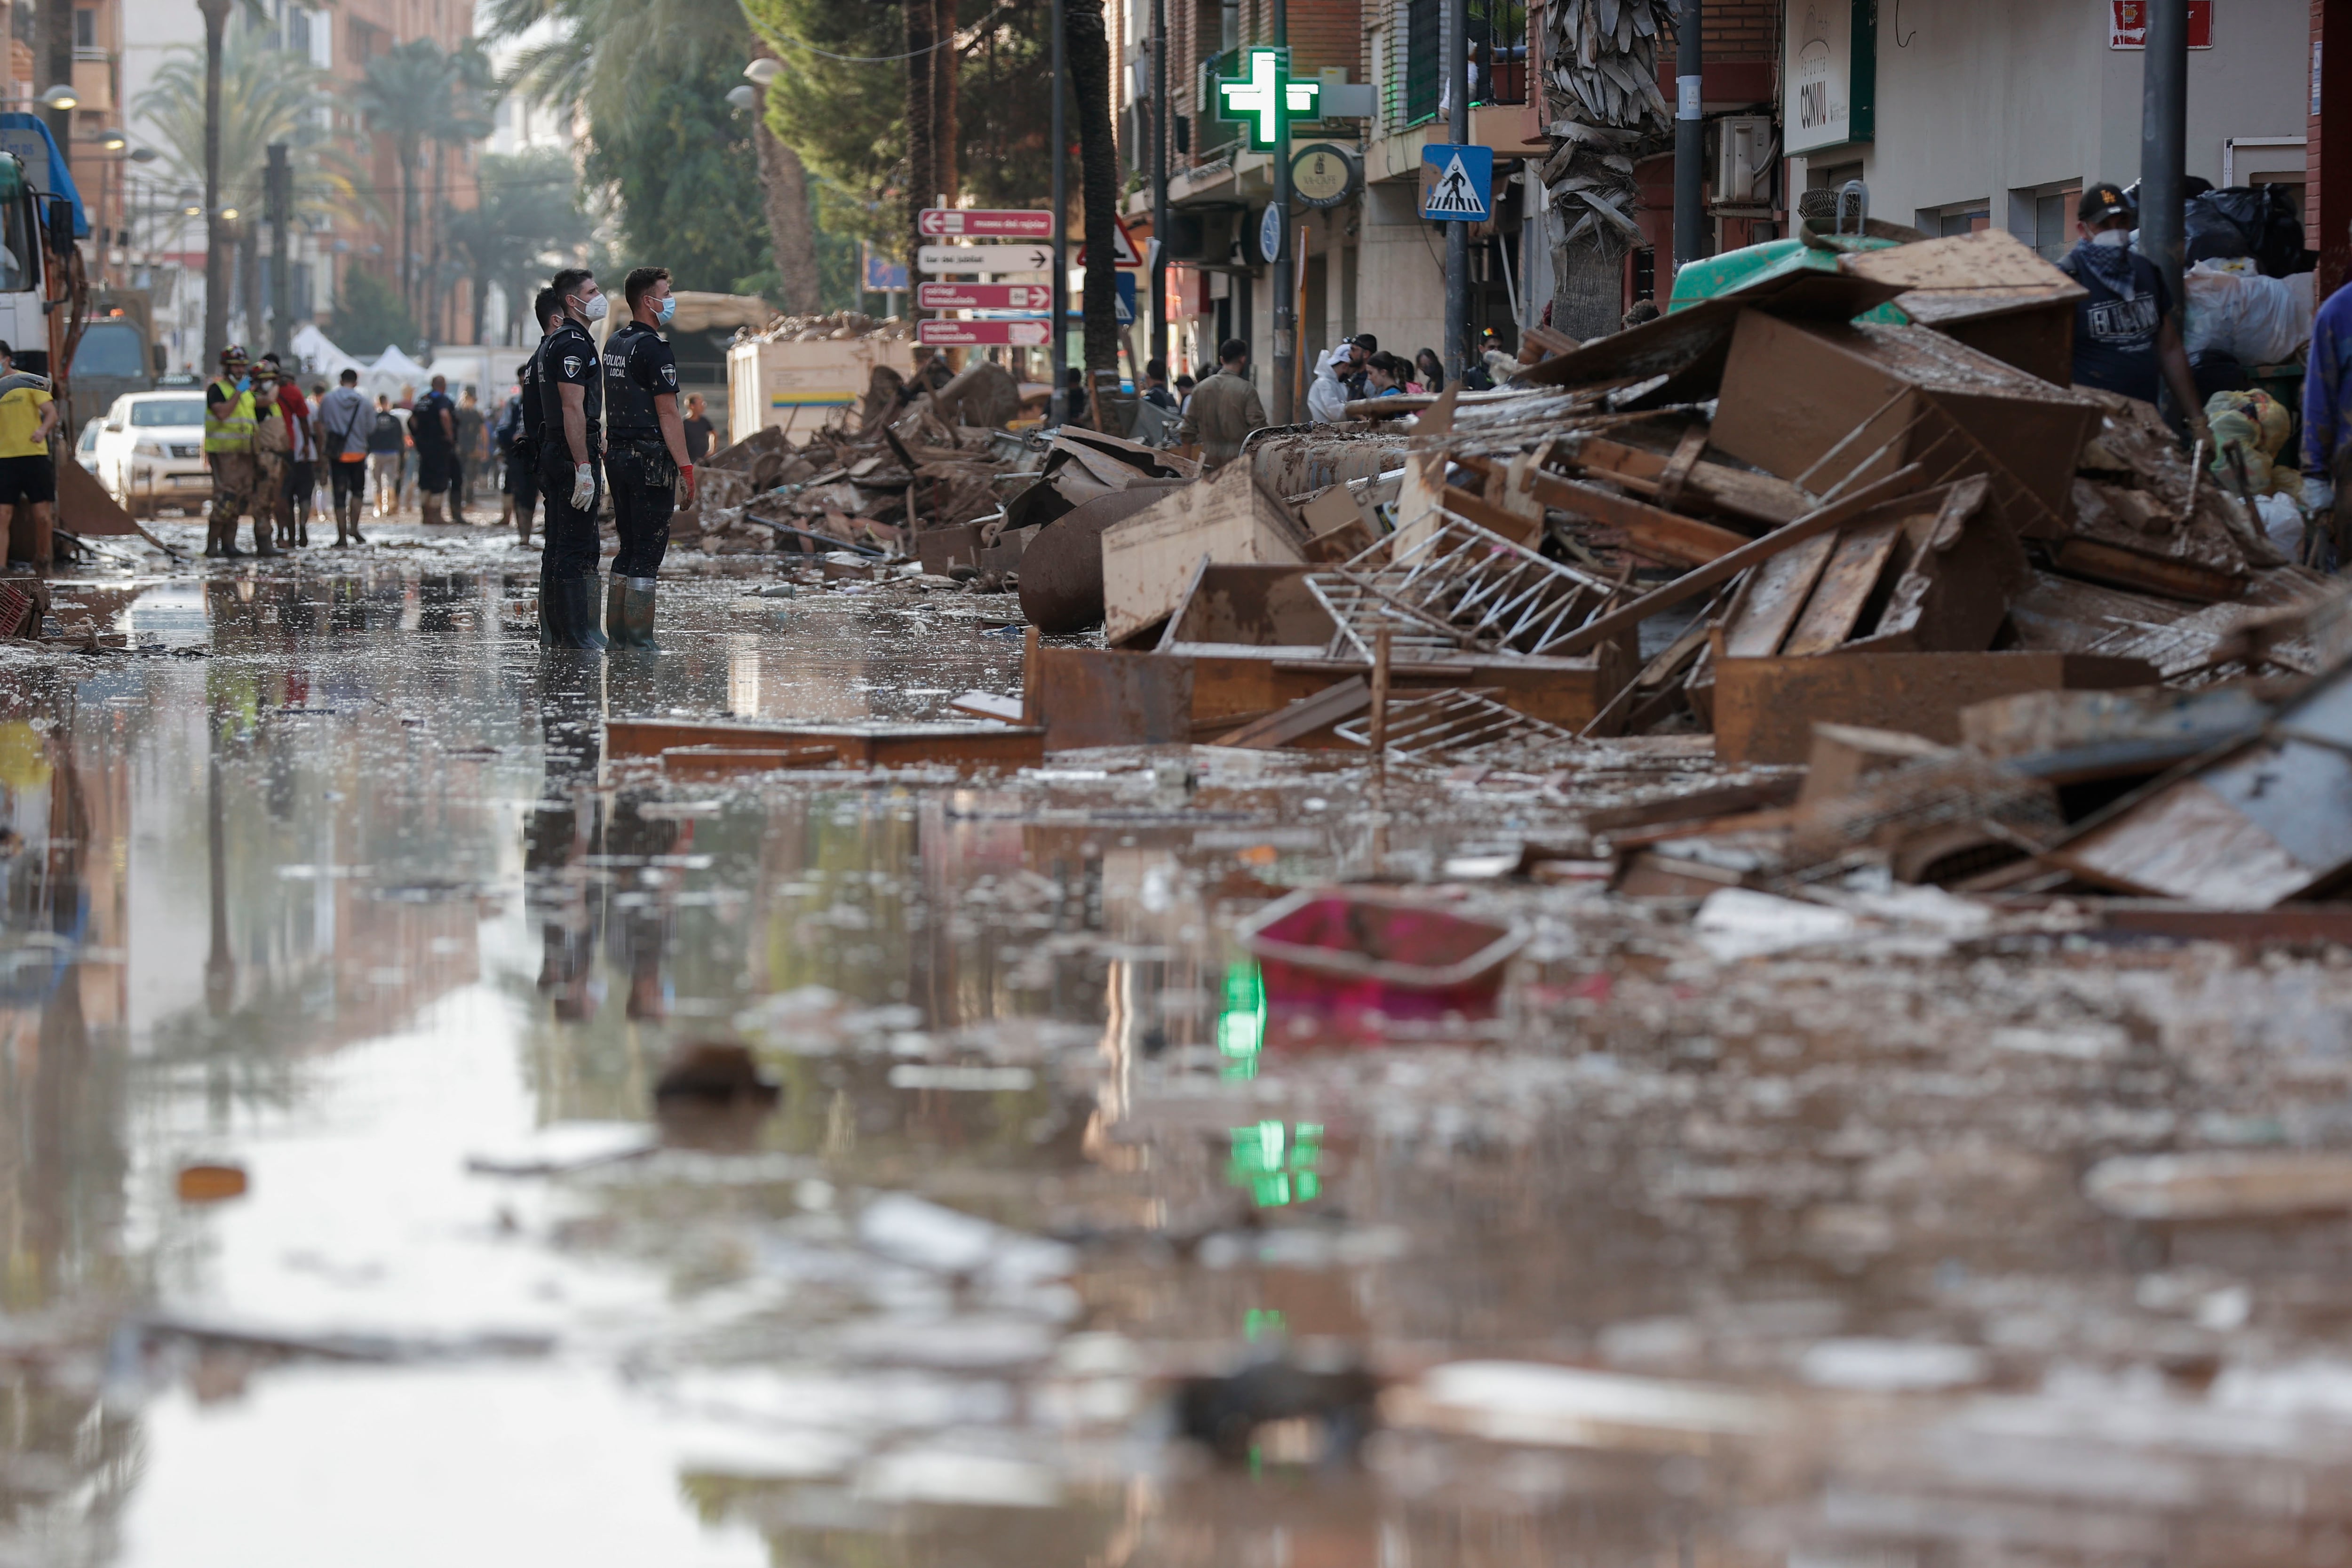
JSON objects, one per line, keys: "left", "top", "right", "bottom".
{"left": 1074, "top": 214, "right": 1145, "bottom": 268}
{"left": 918, "top": 318, "right": 1051, "bottom": 346}
{"left": 917, "top": 207, "right": 1056, "bottom": 238}
{"left": 917, "top": 281, "right": 1054, "bottom": 310}
{"left": 916, "top": 243, "right": 1057, "bottom": 274}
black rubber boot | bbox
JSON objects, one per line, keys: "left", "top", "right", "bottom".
{"left": 613, "top": 577, "right": 659, "bottom": 651}
{"left": 604, "top": 576, "right": 628, "bottom": 645}
{"left": 540, "top": 572, "right": 608, "bottom": 652}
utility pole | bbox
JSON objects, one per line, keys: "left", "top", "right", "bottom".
{"left": 1150, "top": 0, "right": 1168, "bottom": 372}
{"left": 1050, "top": 0, "right": 1068, "bottom": 396}
{"left": 2140, "top": 0, "right": 2188, "bottom": 317}
{"left": 1443, "top": 0, "right": 1468, "bottom": 383}
{"left": 266, "top": 143, "right": 292, "bottom": 363}
{"left": 1269, "top": 0, "right": 1294, "bottom": 420}
{"left": 1673, "top": 0, "right": 1704, "bottom": 270}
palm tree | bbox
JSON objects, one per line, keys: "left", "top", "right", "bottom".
{"left": 496, "top": 0, "right": 819, "bottom": 303}
{"left": 1065, "top": 0, "right": 1118, "bottom": 387}
{"left": 137, "top": 29, "right": 356, "bottom": 350}
{"left": 1537, "top": 0, "right": 1673, "bottom": 338}
{"left": 442, "top": 148, "right": 589, "bottom": 344}
{"left": 352, "top": 40, "right": 460, "bottom": 325}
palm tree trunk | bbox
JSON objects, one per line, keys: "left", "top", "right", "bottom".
{"left": 932, "top": 0, "right": 958, "bottom": 203}
{"left": 1066, "top": 0, "right": 1117, "bottom": 379}
{"left": 752, "top": 110, "right": 822, "bottom": 315}
{"left": 904, "top": 0, "right": 937, "bottom": 269}
{"left": 198, "top": 0, "right": 230, "bottom": 368}
{"left": 1551, "top": 231, "right": 1631, "bottom": 341}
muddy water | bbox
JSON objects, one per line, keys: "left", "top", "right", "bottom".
{"left": 3, "top": 535, "right": 2352, "bottom": 1563}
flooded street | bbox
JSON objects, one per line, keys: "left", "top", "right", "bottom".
{"left": 4, "top": 519, "right": 2352, "bottom": 1564}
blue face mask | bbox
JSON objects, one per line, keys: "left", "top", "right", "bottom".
{"left": 655, "top": 295, "right": 675, "bottom": 326}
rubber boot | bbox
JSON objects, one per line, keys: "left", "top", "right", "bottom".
{"left": 332, "top": 501, "right": 349, "bottom": 548}
{"left": 603, "top": 576, "right": 627, "bottom": 645}
{"left": 540, "top": 572, "right": 608, "bottom": 652}
{"left": 202, "top": 516, "right": 224, "bottom": 558}
{"left": 251, "top": 516, "right": 279, "bottom": 557}
{"left": 347, "top": 495, "right": 366, "bottom": 545}
{"left": 421, "top": 492, "right": 443, "bottom": 528}
{"left": 612, "top": 577, "right": 660, "bottom": 651}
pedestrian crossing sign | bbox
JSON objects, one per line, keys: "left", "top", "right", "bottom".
{"left": 1419, "top": 144, "right": 1494, "bottom": 221}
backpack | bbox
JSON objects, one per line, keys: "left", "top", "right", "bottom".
{"left": 370, "top": 410, "right": 402, "bottom": 449}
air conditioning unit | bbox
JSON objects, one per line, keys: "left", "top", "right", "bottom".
{"left": 1714, "top": 116, "right": 1776, "bottom": 206}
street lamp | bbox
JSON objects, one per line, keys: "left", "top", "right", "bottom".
{"left": 178, "top": 188, "right": 201, "bottom": 218}
{"left": 723, "top": 84, "right": 756, "bottom": 111}
{"left": 38, "top": 85, "right": 76, "bottom": 111}
{"left": 219, "top": 206, "right": 238, "bottom": 222}
{"left": 94, "top": 127, "right": 127, "bottom": 151}
{"left": 743, "top": 58, "right": 782, "bottom": 85}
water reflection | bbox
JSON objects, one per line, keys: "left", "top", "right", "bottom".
{"left": 0, "top": 559, "right": 2347, "bottom": 1564}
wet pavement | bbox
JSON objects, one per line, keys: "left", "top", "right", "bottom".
{"left": 2, "top": 509, "right": 2352, "bottom": 1562}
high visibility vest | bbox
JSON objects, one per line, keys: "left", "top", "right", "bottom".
{"left": 203, "top": 382, "right": 255, "bottom": 454}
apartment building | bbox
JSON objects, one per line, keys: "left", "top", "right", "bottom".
{"left": 1780, "top": 0, "right": 2309, "bottom": 263}
{"left": 114, "top": 0, "right": 480, "bottom": 366}
{"left": 1122, "top": 0, "right": 1780, "bottom": 386}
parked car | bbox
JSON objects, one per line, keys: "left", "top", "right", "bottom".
{"left": 93, "top": 391, "right": 211, "bottom": 518}
{"left": 73, "top": 416, "right": 99, "bottom": 473}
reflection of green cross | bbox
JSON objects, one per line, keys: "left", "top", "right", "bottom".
{"left": 1217, "top": 47, "right": 1319, "bottom": 151}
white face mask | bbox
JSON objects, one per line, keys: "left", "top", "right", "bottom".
{"left": 2090, "top": 229, "right": 2130, "bottom": 248}
{"left": 576, "top": 291, "right": 609, "bottom": 321}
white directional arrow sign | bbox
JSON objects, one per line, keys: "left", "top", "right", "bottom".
{"left": 916, "top": 243, "right": 1056, "bottom": 275}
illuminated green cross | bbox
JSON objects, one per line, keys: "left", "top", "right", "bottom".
{"left": 1216, "top": 47, "right": 1319, "bottom": 151}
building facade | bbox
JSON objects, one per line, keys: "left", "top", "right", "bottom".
{"left": 1120, "top": 0, "right": 2326, "bottom": 397}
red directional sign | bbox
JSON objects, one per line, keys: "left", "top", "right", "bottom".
{"left": 917, "top": 207, "right": 1055, "bottom": 238}
{"left": 917, "top": 281, "right": 1054, "bottom": 310}
{"left": 917, "top": 318, "right": 1050, "bottom": 346}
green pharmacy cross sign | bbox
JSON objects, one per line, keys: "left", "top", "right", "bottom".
{"left": 1216, "top": 47, "right": 1319, "bottom": 151}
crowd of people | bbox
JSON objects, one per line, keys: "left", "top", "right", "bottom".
{"left": 199, "top": 348, "right": 508, "bottom": 556}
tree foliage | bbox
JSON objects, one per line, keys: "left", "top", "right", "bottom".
{"left": 442, "top": 149, "right": 590, "bottom": 344}
{"left": 486, "top": 0, "right": 771, "bottom": 295}
{"left": 744, "top": 0, "right": 1061, "bottom": 261}
{"left": 135, "top": 29, "right": 356, "bottom": 226}
{"left": 327, "top": 267, "right": 420, "bottom": 356}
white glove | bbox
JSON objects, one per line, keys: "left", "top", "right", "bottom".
{"left": 571, "top": 464, "right": 595, "bottom": 509}
{"left": 2306, "top": 470, "right": 2337, "bottom": 514}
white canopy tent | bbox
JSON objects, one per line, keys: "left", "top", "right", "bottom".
{"left": 286, "top": 325, "right": 439, "bottom": 402}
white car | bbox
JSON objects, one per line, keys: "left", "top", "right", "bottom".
{"left": 93, "top": 390, "right": 212, "bottom": 519}
{"left": 73, "top": 416, "right": 99, "bottom": 472}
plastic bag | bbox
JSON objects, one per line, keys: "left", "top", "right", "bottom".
{"left": 2185, "top": 186, "right": 2315, "bottom": 278}
{"left": 2255, "top": 492, "right": 2305, "bottom": 558}
{"left": 2184, "top": 264, "right": 2314, "bottom": 366}
{"left": 2206, "top": 389, "right": 2291, "bottom": 457}
{"left": 2207, "top": 404, "right": 2273, "bottom": 494}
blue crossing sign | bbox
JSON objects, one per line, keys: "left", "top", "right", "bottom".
{"left": 1419, "top": 144, "right": 1494, "bottom": 222}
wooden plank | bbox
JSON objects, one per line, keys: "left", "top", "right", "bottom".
{"left": 1722, "top": 534, "right": 1838, "bottom": 657}
{"left": 1212, "top": 677, "right": 1371, "bottom": 749}
{"left": 2050, "top": 538, "right": 2247, "bottom": 605}
{"left": 1653, "top": 422, "right": 1710, "bottom": 512}
{"left": 610, "top": 717, "right": 1042, "bottom": 772}
{"left": 1553, "top": 467, "right": 1930, "bottom": 656}
{"left": 660, "top": 744, "right": 844, "bottom": 778}
{"left": 1782, "top": 521, "right": 1904, "bottom": 654}
{"left": 1453, "top": 453, "right": 1750, "bottom": 565}
{"left": 1438, "top": 484, "right": 1541, "bottom": 546}
{"left": 1568, "top": 435, "right": 1809, "bottom": 526}
{"left": 1711, "top": 651, "right": 2161, "bottom": 764}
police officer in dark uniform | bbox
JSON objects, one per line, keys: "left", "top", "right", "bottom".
{"left": 536, "top": 267, "right": 608, "bottom": 650}
{"left": 506, "top": 286, "right": 562, "bottom": 548}
{"left": 600, "top": 265, "right": 698, "bottom": 649}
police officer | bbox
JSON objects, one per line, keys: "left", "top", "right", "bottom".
{"left": 600, "top": 265, "right": 697, "bottom": 649}
{"left": 506, "top": 286, "right": 562, "bottom": 548}
{"left": 536, "top": 268, "right": 607, "bottom": 649}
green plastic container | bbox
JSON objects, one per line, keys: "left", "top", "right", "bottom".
{"left": 1666, "top": 235, "right": 1911, "bottom": 324}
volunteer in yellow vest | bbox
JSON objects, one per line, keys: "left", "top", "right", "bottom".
{"left": 0, "top": 341, "right": 57, "bottom": 572}
{"left": 204, "top": 343, "right": 276, "bottom": 558}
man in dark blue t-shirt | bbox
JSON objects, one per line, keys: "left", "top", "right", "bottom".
{"left": 2054, "top": 183, "right": 2210, "bottom": 450}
